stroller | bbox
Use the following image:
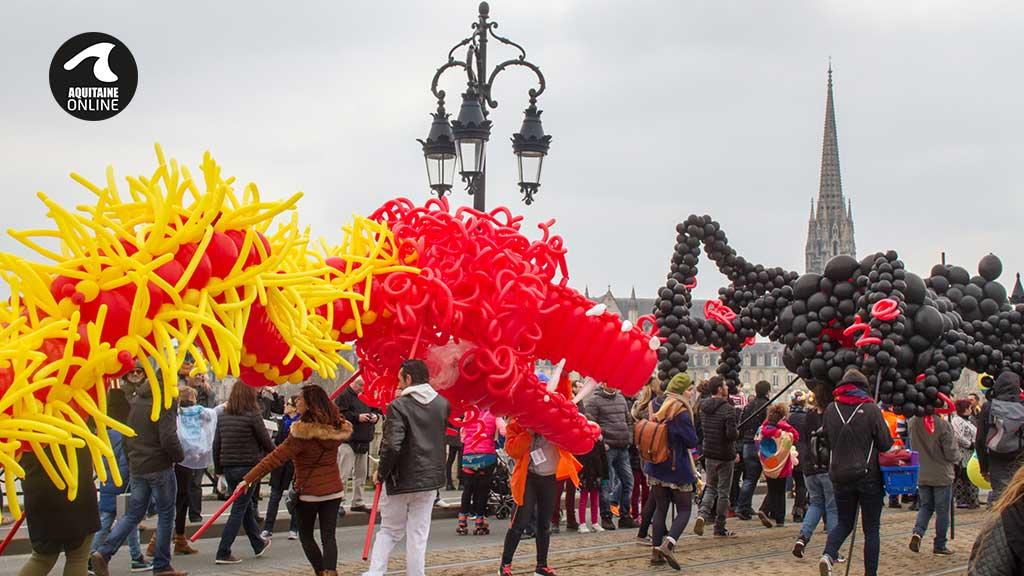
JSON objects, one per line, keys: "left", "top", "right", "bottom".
{"left": 488, "top": 450, "right": 515, "bottom": 520}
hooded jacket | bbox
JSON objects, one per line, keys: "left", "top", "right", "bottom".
{"left": 244, "top": 419, "right": 353, "bottom": 497}
{"left": 699, "top": 396, "right": 738, "bottom": 461}
{"left": 975, "top": 372, "right": 1024, "bottom": 474}
{"left": 909, "top": 415, "right": 959, "bottom": 486}
{"left": 643, "top": 395, "right": 699, "bottom": 487}
{"left": 377, "top": 383, "right": 450, "bottom": 495}
{"left": 583, "top": 387, "right": 633, "bottom": 449}
{"left": 125, "top": 380, "right": 184, "bottom": 474}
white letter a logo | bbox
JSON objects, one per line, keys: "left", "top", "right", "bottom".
{"left": 63, "top": 42, "right": 118, "bottom": 82}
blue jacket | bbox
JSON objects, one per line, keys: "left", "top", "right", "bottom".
{"left": 99, "top": 429, "right": 130, "bottom": 513}
{"left": 643, "top": 396, "right": 699, "bottom": 487}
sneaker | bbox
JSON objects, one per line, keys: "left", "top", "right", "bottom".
{"left": 499, "top": 565, "right": 514, "bottom": 576}
{"left": 635, "top": 534, "right": 652, "bottom": 546}
{"left": 288, "top": 531, "right": 299, "bottom": 540}
{"left": 934, "top": 548, "right": 955, "bottom": 556}
{"left": 590, "top": 522, "right": 605, "bottom": 533}
{"left": 792, "top": 536, "right": 807, "bottom": 558}
{"left": 350, "top": 504, "right": 371, "bottom": 513}
{"left": 90, "top": 553, "right": 110, "bottom": 576}
{"left": 215, "top": 555, "right": 242, "bottom": 565}
{"left": 836, "top": 554, "right": 845, "bottom": 563}
{"left": 600, "top": 517, "right": 617, "bottom": 531}
{"left": 260, "top": 530, "right": 272, "bottom": 540}
{"left": 757, "top": 511, "right": 773, "bottom": 528}
{"left": 255, "top": 537, "right": 271, "bottom": 558}
{"left": 818, "top": 554, "right": 834, "bottom": 576}
{"left": 618, "top": 516, "right": 637, "bottom": 529}
{"left": 338, "top": 506, "right": 348, "bottom": 519}
{"left": 909, "top": 533, "right": 922, "bottom": 553}
{"left": 693, "top": 516, "right": 706, "bottom": 536}
{"left": 714, "top": 529, "right": 738, "bottom": 538}
{"left": 130, "top": 558, "right": 154, "bottom": 573}
{"left": 577, "top": 524, "right": 591, "bottom": 534}
{"left": 534, "top": 567, "right": 557, "bottom": 576}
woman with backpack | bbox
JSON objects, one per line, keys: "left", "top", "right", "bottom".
{"left": 643, "top": 372, "right": 699, "bottom": 571}
{"left": 974, "top": 372, "right": 1024, "bottom": 502}
{"left": 818, "top": 369, "right": 894, "bottom": 576}
{"left": 757, "top": 403, "right": 799, "bottom": 528}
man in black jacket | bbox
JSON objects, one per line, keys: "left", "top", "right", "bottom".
{"left": 975, "top": 372, "right": 1024, "bottom": 501}
{"left": 92, "top": 363, "right": 187, "bottom": 576}
{"left": 736, "top": 380, "right": 771, "bottom": 519}
{"left": 335, "top": 377, "right": 380, "bottom": 513}
{"left": 694, "top": 377, "right": 739, "bottom": 537}
{"left": 365, "top": 359, "right": 449, "bottom": 576}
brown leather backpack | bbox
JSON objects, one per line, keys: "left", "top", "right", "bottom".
{"left": 634, "top": 403, "right": 670, "bottom": 464}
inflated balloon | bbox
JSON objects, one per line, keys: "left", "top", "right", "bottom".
{"left": 967, "top": 452, "right": 991, "bottom": 490}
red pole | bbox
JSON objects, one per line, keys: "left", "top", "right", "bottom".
{"left": 329, "top": 369, "right": 363, "bottom": 402}
{"left": 361, "top": 483, "right": 383, "bottom": 561}
{"left": 0, "top": 517, "right": 25, "bottom": 556}
{"left": 190, "top": 486, "right": 244, "bottom": 542}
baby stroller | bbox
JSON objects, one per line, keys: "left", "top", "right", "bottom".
{"left": 488, "top": 450, "right": 515, "bottom": 520}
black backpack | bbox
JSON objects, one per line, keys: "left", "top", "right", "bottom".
{"left": 828, "top": 403, "right": 875, "bottom": 486}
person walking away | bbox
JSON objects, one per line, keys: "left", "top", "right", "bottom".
{"left": 576, "top": 428, "right": 608, "bottom": 533}
{"left": 261, "top": 395, "right": 301, "bottom": 539}
{"left": 334, "top": 377, "right": 379, "bottom": 515}
{"left": 968, "top": 464, "right": 1024, "bottom": 575}
{"left": 173, "top": 387, "right": 217, "bottom": 555}
{"left": 240, "top": 385, "right": 353, "bottom": 576}
{"left": 909, "top": 411, "right": 961, "bottom": 555}
{"left": 499, "top": 417, "right": 582, "bottom": 576}
{"left": 737, "top": 380, "right": 772, "bottom": 519}
{"left": 793, "top": 397, "right": 841, "bottom": 560}
{"left": 952, "top": 399, "right": 980, "bottom": 508}
{"left": 757, "top": 403, "right": 799, "bottom": 528}
{"left": 212, "top": 381, "right": 274, "bottom": 564}
{"left": 644, "top": 372, "right": 699, "bottom": 571}
{"left": 18, "top": 444, "right": 99, "bottom": 576}
{"left": 788, "top": 391, "right": 809, "bottom": 521}
{"left": 90, "top": 389, "right": 150, "bottom": 573}
{"left": 364, "top": 359, "right": 449, "bottom": 576}
{"left": 91, "top": 362, "right": 187, "bottom": 576}
{"left": 584, "top": 382, "right": 635, "bottom": 529}
{"left": 457, "top": 408, "right": 498, "bottom": 536}
{"left": 975, "top": 372, "right": 1024, "bottom": 502}
{"left": 693, "top": 376, "right": 739, "bottom": 538}
{"left": 818, "top": 369, "right": 894, "bottom": 576}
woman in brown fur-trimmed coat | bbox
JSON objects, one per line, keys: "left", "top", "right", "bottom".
{"left": 239, "top": 385, "right": 352, "bottom": 576}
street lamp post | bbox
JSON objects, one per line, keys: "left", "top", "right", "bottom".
{"left": 418, "top": 1, "right": 551, "bottom": 211}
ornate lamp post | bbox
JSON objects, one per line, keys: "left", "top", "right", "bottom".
{"left": 419, "top": 1, "right": 551, "bottom": 210}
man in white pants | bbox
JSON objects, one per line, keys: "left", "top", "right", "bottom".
{"left": 335, "top": 378, "right": 379, "bottom": 513}
{"left": 364, "top": 360, "right": 449, "bottom": 576}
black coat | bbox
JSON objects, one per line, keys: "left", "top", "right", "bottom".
{"left": 699, "top": 396, "right": 738, "bottom": 461}
{"left": 797, "top": 408, "right": 826, "bottom": 476}
{"left": 975, "top": 372, "right": 1024, "bottom": 474}
{"left": 213, "top": 410, "right": 275, "bottom": 473}
{"left": 378, "top": 387, "right": 449, "bottom": 495}
{"left": 578, "top": 441, "right": 609, "bottom": 487}
{"left": 22, "top": 447, "right": 100, "bottom": 549}
{"left": 125, "top": 384, "right": 183, "bottom": 474}
{"left": 335, "top": 387, "right": 379, "bottom": 451}
{"left": 740, "top": 395, "right": 770, "bottom": 443}
{"left": 823, "top": 401, "right": 893, "bottom": 487}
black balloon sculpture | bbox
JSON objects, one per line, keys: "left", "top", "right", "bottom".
{"left": 654, "top": 214, "right": 1024, "bottom": 414}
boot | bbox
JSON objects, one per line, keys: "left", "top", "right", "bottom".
{"left": 657, "top": 540, "right": 681, "bottom": 571}
{"left": 456, "top": 514, "right": 469, "bottom": 535}
{"left": 174, "top": 535, "right": 197, "bottom": 555}
{"left": 650, "top": 548, "right": 666, "bottom": 566}
{"left": 146, "top": 534, "right": 156, "bottom": 558}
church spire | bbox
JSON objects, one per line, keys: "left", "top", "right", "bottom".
{"left": 818, "top": 62, "right": 843, "bottom": 215}
{"left": 1012, "top": 273, "right": 1024, "bottom": 305}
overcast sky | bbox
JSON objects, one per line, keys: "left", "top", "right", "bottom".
{"left": 2, "top": 1, "right": 1022, "bottom": 303}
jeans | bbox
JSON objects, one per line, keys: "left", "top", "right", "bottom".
{"left": 604, "top": 447, "right": 633, "bottom": 519}
{"left": 296, "top": 497, "right": 341, "bottom": 573}
{"left": 823, "top": 478, "right": 884, "bottom": 576}
{"left": 914, "top": 484, "right": 952, "bottom": 551}
{"left": 502, "top": 473, "right": 557, "bottom": 567}
{"left": 92, "top": 511, "right": 142, "bottom": 560}
{"left": 698, "top": 457, "right": 733, "bottom": 532}
{"left": 18, "top": 536, "right": 91, "bottom": 576}
{"left": 97, "top": 468, "right": 177, "bottom": 572}
{"left": 764, "top": 477, "right": 788, "bottom": 525}
{"left": 736, "top": 441, "right": 761, "bottom": 516}
{"left": 651, "top": 486, "right": 692, "bottom": 547}
{"left": 800, "top": 472, "right": 837, "bottom": 543}
{"left": 217, "top": 465, "right": 267, "bottom": 560}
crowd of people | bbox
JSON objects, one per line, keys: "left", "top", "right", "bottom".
{"left": 8, "top": 353, "right": 1024, "bottom": 576}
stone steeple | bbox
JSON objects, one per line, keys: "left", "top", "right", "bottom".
{"left": 1011, "top": 273, "right": 1024, "bottom": 305}
{"left": 805, "top": 64, "right": 856, "bottom": 274}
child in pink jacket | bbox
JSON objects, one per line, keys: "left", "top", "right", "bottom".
{"left": 457, "top": 409, "right": 499, "bottom": 535}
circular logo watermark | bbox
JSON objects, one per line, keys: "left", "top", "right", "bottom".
{"left": 49, "top": 32, "right": 137, "bottom": 121}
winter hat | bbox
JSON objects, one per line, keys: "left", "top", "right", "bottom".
{"left": 755, "top": 380, "right": 771, "bottom": 397}
{"left": 841, "top": 368, "right": 869, "bottom": 390}
{"left": 667, "top": 372, "right": 693, "bottom": 395}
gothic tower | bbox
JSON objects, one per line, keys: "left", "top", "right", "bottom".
{"left": 805, "top": 65, "right": 856, "bottom": 274}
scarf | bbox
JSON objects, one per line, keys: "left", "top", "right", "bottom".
{"left": 654, "top": 392, "right": 691, "bottom": 422}
{"left": 833, "top": 383, "right": 873, "bottom": 405}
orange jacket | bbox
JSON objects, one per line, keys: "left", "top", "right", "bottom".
{"left": 882, "top": 409, "right": 905, "bottom": 448}
{"left": 505, "top": 420, "right": 581, "bottom": 506}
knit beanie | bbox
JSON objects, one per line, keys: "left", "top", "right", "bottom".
{"left": 755, "top": 380, "right": 771, "bottom": 397}
{"left": 841, "top": 368, "right": 869, "bottom": 390}
{"left": 667, "top": 372, "right": 693, "bottom": 395}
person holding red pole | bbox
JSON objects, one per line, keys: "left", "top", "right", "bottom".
{"left": 363, "top": 359, "right": 449, "bottom": 576}
{"left": 236, "top": 385, "right": 352, "bottom": 576}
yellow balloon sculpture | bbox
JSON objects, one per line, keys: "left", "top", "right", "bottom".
{"left": 967, "top": 451, "right": 991, "bottom": 490}
{"left": 0, "top": 146, "right": 418, "bottom": 517}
